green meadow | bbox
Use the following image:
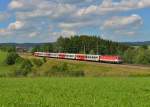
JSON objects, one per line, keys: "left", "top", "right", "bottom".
{"left": 1, "top": 77, "right": 150, "bottom": 107}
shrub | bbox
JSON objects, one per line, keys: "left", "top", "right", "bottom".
{"left": 32, "top": 58, "right": 43, "bottom": 67}
{"left": 15, "top": 57, "right": 25, "bottom": 63}
{"left": 67, "top": 70, "right": 85, "bottom": 77}
{"left": 45, "top": 63, "right": 84, "bottom": 77}
{"left": 14, "top": 59, "right": 33, "bottom": 76}
{"left": 5, "top": 52, "right": 19, "bottom": 65}
{"left": 43, "top": 57, "right": 47, "bottom": 63}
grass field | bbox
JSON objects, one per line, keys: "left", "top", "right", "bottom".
{"left": 0, "top": 77, "right": 150, "bottom": 107}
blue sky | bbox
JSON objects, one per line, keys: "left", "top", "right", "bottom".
{"left": 0, "top": 0, "right": 150, "bottom": 43}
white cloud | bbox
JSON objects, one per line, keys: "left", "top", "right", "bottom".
{"left": 48, "top": 30, "right": 76, "bottom": 42}
{"left": 11, "top": 1, "right": 77, "bottom": 20}
{"left": 0, "top": 29, "right": 6, "bottom": 35}
{"left": 0, "top": 12, "right": 10, "bottom": 22}
{"left": 8, "top": 21, "right": 25, "bottom": 30}
{"left": 76, "top": 5, "right": 97, "bottom": 16}
{"left": 0, "top": 29, "right": 11, "bottom": 36}
{"left": 76, "top": 0, "right": 150, "bottom": 16}
{"left": 102, "top": 14, "right": 143, "bottom": 29}
{"left": 114, "top": 30, "right": 137, "bottom": 36}
{"left": 138, "top": 0, "right": 150, "bottom": 8}
{"left": 100, "top": 14, "right": 143, "bottom": 38}
{"left": 9, "top": 0, "right": 24, "bottom": 9}
{"left": 29, "top": 32, "right": 38, "bottom": 38}
{"left": 50, "top": 0, "right": 93, "bottom": 4}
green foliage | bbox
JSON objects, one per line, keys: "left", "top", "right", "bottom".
{"left": 123, "top": 46, "right": 150, "bottom": 64}
{"left": 32, "top": 58, "right": 43, "bottom": 67}
{"left": 31, "top": 35, "right": 129, "bottom": 55}
{"left": 45, "top": 63, "right": 84, "bottom": 77}
{"left": 32, "top": 43, "right": 53, "bottom": 53}
{"left": 89, "top": 49, "right": 95, "bottom": 54}
{"left": 54, "top": 35, "right": 129, "bottom": 54}
{"left": 15, "top": 57, "right": 25, "bottom": 63}
{"left": 140, "top": 45, "right": 148, "bottom": 50}
{"left": 1, "top": 78, "right": 150, "bottom": 107}
{"left": 0, "top": 45, "right": 16, "bottom": 52}
{"left": 14, "top": 59, "right": 33, "bottom": 76}
{"left": 52, "top": 63, "right": 68, "bottom": 72}
{"left": 123, "top": 48, "right": 135, "bottom": 64}
{"left": 134, "top": 48, "right": 150, "bottom": 64}
{"left": 5, "top": 52, "right": 19, "bottom": 65}
{"left": 43, "top": 57, "right": 47, "bottom": 63}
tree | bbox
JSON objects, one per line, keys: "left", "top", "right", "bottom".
{"left": 140, "top": 45, "right": 148, "bottom": 50}
{"left": 0, "top": 45, "right": 16, "bottom": 52}
{"left": 135, "top": 48, "right": 150, "bottom": 64}
{"left": 31, "top": 35, "right": 130, "bottom": 55}
{"left": 89, "top": 50, "right": 95, "bottom": 54}
{"left": 123, "top": 48, "right": 135, "bottom": 64}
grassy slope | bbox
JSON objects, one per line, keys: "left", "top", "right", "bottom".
{"left": 1, "top": 77, "right": 150, "bottom": 107}
{"left": 0, "top": 52, "right": 150, "bottom": 77}
{"left": 21, "top": 53, "right": 150, "bottom": 77}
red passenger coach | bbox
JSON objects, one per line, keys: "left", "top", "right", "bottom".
{"left": 75, "top": 54, "right": 86, "bottom": 61}
{"left": 58, "top": 53, "right": 66, "bottom": 59}
{"left": 34, "top": 52, "right": 39, "bottom": 56}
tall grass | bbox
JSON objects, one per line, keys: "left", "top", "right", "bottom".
{"left": 0, "top": 77, "right": 150, "bottom": 107}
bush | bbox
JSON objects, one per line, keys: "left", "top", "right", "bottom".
{"left": 5, "top": 52, "right": 19, "bottom": 65}
{"left": 15, "top": 57, "right": 25, "bottom": 63}
{"left": 14, "top": 59, "right": 33, "bottom": 76}
{"left": 43, "top": 57, "right": 47, "bottom": 63}
{"left": 67, "top": 70, "right": 85, "bottom": 77}
{"left": 32, "top": 58, "right": 43, "bottom": 67}
{"left": 51, "top": 63, "right": 68, "bottom": 72}
{"left": 45, "top": 63, "right": 84, "bottom": 77}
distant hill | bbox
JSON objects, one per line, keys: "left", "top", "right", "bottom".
{"left": 0, "top": 41, "right": 150, "bottom": 48}
{"left": 122, "top": 41, "right": 150, "bottom": 46}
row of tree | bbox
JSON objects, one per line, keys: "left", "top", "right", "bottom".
{"left": 32, "top": 35, "right": 129, "bottom": 55}
{"left": 123, "top": 46, "right": 150, "bottom": 64}
{"left": 0, "top": 45, "right": 16, "bottom": 52}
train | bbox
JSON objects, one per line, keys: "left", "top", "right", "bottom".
{"left": 34, "top": 52, "right": 123, "bottom": 64}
